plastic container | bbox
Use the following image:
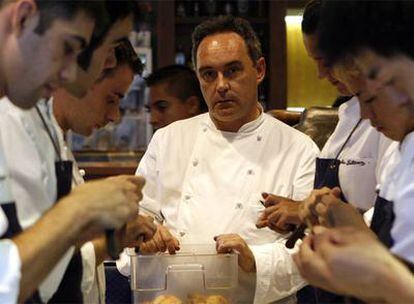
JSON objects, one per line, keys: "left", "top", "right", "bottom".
{"left": 129, "top": 245, "right": 238, "bottom": 303}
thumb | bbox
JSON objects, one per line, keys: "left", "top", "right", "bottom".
{"left": 331, "top": 187, "right": 342, "bottom": 198}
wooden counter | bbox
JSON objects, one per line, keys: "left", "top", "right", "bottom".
{"left": 78, "top": 161, "right": 139, "bottom": 180}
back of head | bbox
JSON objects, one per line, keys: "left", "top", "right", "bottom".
{"left": 145, "top": 65, "right": 208, "bottom": 113}
{"left": 301, "top": 0, "right": 321, "bottom": 35}
{"left": 33, "top": 0, "right": 106, "bottom": 35}
{"left": 318, "top": 0, "right": 414, "bottom": 65}
{"left": 191, "top": 15, "right": 262, "bottom": 67}
{"left": 102, "top": 38, "right": 143, "bottom": 79}
{"left": 77, "top": 0, "right": 138, "bottom": 71}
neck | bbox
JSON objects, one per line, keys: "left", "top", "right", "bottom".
{"left": 52, "top": 90, "right": 71, "bottom": 133}
{"left": 212, "top": 102, "right": 261, "bottom": 132}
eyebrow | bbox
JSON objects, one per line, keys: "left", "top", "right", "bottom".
{"left": 198, "top": 60, "right": 243, "bottom": 73}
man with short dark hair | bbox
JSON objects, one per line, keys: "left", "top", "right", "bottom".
{"left": 145, "top": 65, "right": 207, "bottom": 130}
{"left": 0, "top": 1, "right": 149, "bottom": 302}
{"left": 118, "top": 16, "right": 319, "bottom": 303}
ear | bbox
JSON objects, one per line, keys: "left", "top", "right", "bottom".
{"left": 11, "top": 0, "right": 37, "bottom": 37}
{"left": 256, "top": 57, "right": 266, "bottom": 84}
{"left": 185, "top": 96, "right": 201, "bottom": 116}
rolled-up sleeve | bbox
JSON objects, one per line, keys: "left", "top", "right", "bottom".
{"left": 0, "top": 239, "right": 21, "bottom": 303}
{"left": 250, "top": 241, "right": 305, "bottom": 304}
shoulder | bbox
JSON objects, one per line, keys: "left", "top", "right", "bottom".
{"left": 263, "top": 113, "right": 320, "bottom": 152}
{"left": 152, "top": 113, "right": 207, "bottom": 140}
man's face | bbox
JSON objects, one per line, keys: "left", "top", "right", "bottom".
{"left": 303, "top": 33, "right": 350, "bottom": 95}
{"left": 355, "top": 50, "right": 414, "bottom": 141}
{"left": 3, "top": 4, "right": 94, "bottom": 109}
{"left": 196, "top": 32, "right": 265, "bottom": 129}
{"left": 70, "top": 64, "right": 134, "bottom": 136}
{"left": 65, "top": 15, "right": 133, "bottom": 98}
{"left": 148, "top": 82, "right": 198, "bottom": 130}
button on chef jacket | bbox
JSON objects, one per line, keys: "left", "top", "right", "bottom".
{"left": 320, "top": 97, "right": 394, "bottom": 210}
{"left": 0, "top": 136, "right": 21, "bottom": 304}
{"left": 0, "top": 97, "right": 99, "bottom": 302}
{"left": 120, "top": 111, "right": 320, "bottom": 303}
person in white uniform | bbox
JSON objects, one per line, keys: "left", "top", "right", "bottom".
{"left": 0, "top": 1, "right": 149, "bottom": 302}
{"left": 53, "top": 39, "right": 156, "bottom": 303}
{"left": 117, "top": 16, "right": 320, "bottom": 303}
{"left": 293, "top": 1, "right": 414, "bottom": 301}
{"left": 0, "top": 36, "right": 156, "bottom": 304}
{"left": 256, "top": 0, "right": 393, "bottom": 235}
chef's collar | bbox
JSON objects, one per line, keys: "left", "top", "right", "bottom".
{"left": 205, "top": 103, "right": 264, "bottom": 134}
{"left": 400, "top": 130, "right": 414, "bottom": 154}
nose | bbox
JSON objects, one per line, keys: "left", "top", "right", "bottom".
{"left": 104, "top": 47, "right": 117, "bottom": 70}
{"left": 107, "top": 107, "right": 121, "bottom": 124}
{"left": 150, "top": 110, "right": 161, "bottom": 128}
{"left": 217, "top": 73, "right": 229, "bottom": 96}
{"left": 59, "top": 58, "right": 77, "bottom": 83}
{"left": 317, "top": 61, "right": 328, "bottom": 79}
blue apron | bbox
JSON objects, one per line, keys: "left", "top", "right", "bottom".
{"left": 298, "top": 119, "right": 362, "bottom": 304}
{"left": 36, "top": 106, "right": 83, "bottom": 303}
{"left": 370, "top": 195, "right": 394, "bottom": 248}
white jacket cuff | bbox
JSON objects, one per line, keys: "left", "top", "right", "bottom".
{"left": 0, "top": 239, "right": 21, "bottom": 304}
{"left": 80, "top": 241, "right": 97, "bottom": 294}
{"left": 250, "top": 241, "right": 306, "bottom": 304}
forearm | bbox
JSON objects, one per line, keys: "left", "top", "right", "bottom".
{"left": 91, "top": 236, "right": 109, "bottom": 266}
{"left": 381, "top": 257, "right": 414, "bottom": 303}
{"left": 13, "top": 198, "right": 90, "bottom": 301}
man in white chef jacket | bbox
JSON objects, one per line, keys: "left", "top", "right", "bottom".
{"left": 0, "top": 1, "right": 148, "bottom": 303}
{"left": 0, "top": 35, "right": 156, "bottom": 304}
{"left": 117, "top": 16, "right": 320, "bottom": 303}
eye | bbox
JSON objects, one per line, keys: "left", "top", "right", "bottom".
{"left": 64, "top": 41, "right": 75, "bottom": 56}
{"left": 201, "top": 70, "right": 217, "bottom": 82}
{"left": 156, "top": 100, "right": 169, "bottom": 112}
{"left": 224, "top": 66, "right": 241, "bottom": 78}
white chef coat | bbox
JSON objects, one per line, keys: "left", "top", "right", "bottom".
{"left": 119, "top": 111, "right": 320, "bottom": 303}
{"left": 320, "top": 97, "right": 394, "bottom": 210}
{"left": 0, "top": 97, "right": 101, "bottom": 303}
{"left": 379, "top": 131, "right": 414, "bottom": 263}
{"left": 0, "top": 137, "right": 21, "bottom": 304}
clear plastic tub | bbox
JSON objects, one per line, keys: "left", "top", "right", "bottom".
{"left": 129, "top": 245, "right": 238, "bottom": 303}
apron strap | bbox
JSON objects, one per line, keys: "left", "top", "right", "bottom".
{"left": 334, "top": 118, "right": 363, "bottom": 160}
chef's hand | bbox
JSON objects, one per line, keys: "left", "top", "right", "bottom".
{"left": 214, "top": 234, "right": 256, "bottom": 272}
{"left": 64, "top": 175, "right": 144, "bottom": 243}
{"left": 116, "top": 215, "right": 157, "bottom": 249}
{"left": 298, "top": 187, "right": 341, "bottom": 227}
{"left": 256, "top": 192, "right": 301, "bottom": 233}
{"left": 139, "top": 225, "right": 180, "bottom": 254}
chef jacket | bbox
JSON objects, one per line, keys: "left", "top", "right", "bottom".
{"left": 320, "top": 97, "right": 394, "bottom": 210}
{"left": 0, "top": 97, "right": 100, "bottom": 302}
{"left": 0, "top": 137, "right": 21, "bottom": 303}
{"left": 380, "top": 131, "right": 414, "bottom": 263}
{"left": 118, "top": 111, "right": 320, "bottom": 303}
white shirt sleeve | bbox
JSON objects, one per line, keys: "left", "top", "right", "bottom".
{"left": 292, "top": 139, "right": 319, "bottom": 201}
{"left": 0, "top": 239, "right": 21, "bottom": 303}
{"left": 250, "top": 241, "right": 305, "bottom": 303}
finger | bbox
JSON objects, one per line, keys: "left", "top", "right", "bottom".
{"left": 153, "top": 233, "right": 167, "bottom": 252}
{"left": 263, "top": 205, "right": 279, "bottom": 216}
{"left": 159, "top": 227, "right": 178, "bottom": 254}
{"left": 261, "top": 192, "right": 269, "bottom": 199}
{"left": 256, "top": 219, "right": 268, "bottom": 228}
{"left": 331, "top": 187, "right": 342, "bottom": 198}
